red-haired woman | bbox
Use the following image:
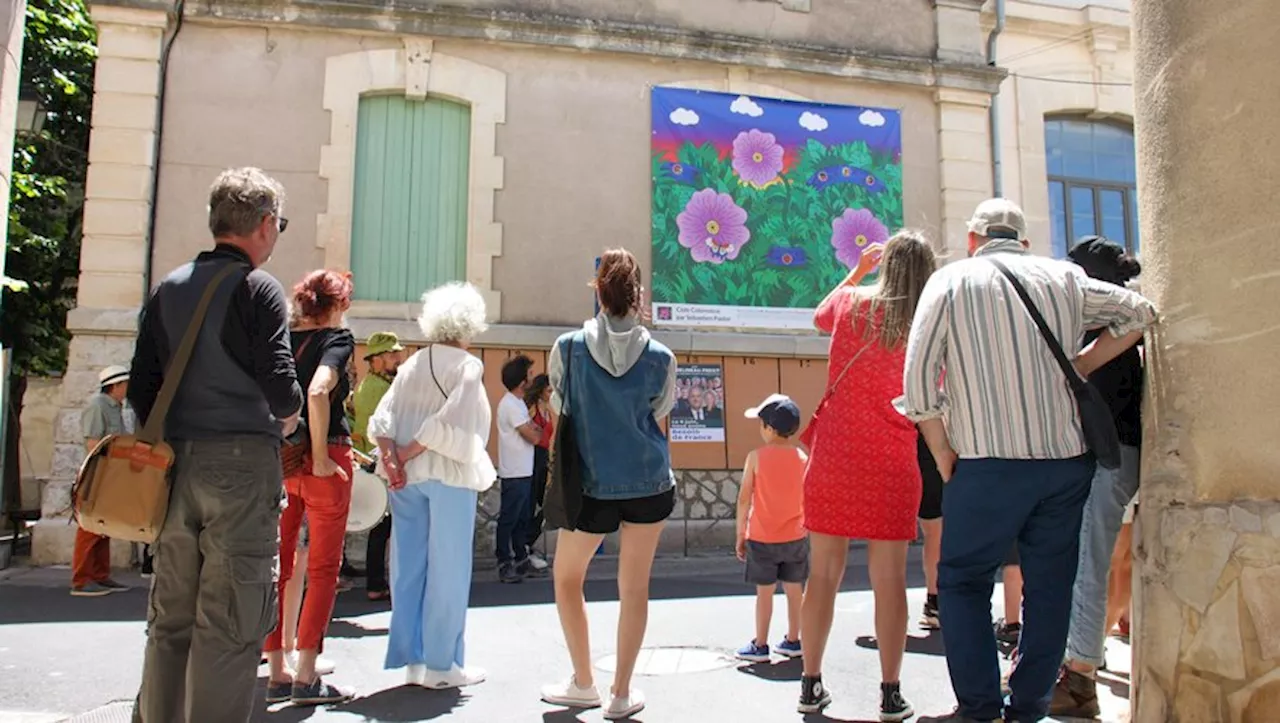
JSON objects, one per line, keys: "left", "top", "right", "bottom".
{"left": 264, "top": 269, "right": 356, "bottom": 706}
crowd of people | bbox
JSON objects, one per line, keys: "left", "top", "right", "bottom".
{"left": 103, "top": 167, "right": 1156, "bottom": 723}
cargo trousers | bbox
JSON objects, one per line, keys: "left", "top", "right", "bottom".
{"left": 132, "top": 437, "right": 283, "bottom": 723}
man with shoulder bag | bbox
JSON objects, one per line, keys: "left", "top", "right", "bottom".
{"left": 127, "top": 168, "right": 304, "bottom": 723}
{"left": 900, "top": 199, "right": 1156, "bottom": 723}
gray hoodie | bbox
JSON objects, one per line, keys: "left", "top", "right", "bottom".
{"left": 548, "top": 313, "right": 677, "bottom": 419}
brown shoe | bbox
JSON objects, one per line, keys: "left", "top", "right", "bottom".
{"left": 1048, "top": 668, "right": 1101, "bottom": 718}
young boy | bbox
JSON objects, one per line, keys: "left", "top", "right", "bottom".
{"left": 735, "top": 393, "right": 809, "bottom": 662}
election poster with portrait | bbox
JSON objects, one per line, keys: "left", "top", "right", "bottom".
{"left": 670, "top": 363, "right": 726, "bottom": 443}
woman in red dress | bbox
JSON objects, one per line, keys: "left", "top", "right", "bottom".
{"left": 798, "top": 231, "right": 937, "bottom": 721}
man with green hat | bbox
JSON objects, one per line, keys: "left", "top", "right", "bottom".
{"left": 352, "top": 331, "right": 405, "bottom": 601}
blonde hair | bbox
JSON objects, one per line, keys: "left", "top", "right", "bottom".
{"left": 863, "top": 230, "right": 937, "bottom": 348}
{"left": 418, "top": 282, "right": 489, "bottom": 343}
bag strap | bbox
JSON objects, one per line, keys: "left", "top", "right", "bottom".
{"left": 988, "top": 257, "right": 1086, "bottom": 392}
{"left": 559, "top": 333, "right": 579, "bottom": 415}
{"left": 138, "top": 262, "right": 245, "bottom": 444}
{"left": 816, "top": 292, "right": 875, "bottom": 407}
{"left": 427, "top": 344, "right": 448, "bottom": 398}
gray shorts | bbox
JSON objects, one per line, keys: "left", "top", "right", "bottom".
{"left": 745, "top": 538, "right": 810, "bottom": 585}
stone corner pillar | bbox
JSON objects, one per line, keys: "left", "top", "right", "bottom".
{"left": 32, "top": 4, "right": 166, "bottom": 566}
{"left": 1131, "top": 1, "right": 1280, "bottom": 721}
{"left": 934, "top": 87, "right": 993, "bottom": 259}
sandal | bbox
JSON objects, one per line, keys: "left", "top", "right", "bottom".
{"left": 366, "top": 589, "right": 391, "bottom": 602}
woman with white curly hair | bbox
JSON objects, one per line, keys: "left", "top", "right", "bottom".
{"left": 367, "top": 282, "right": 496, "bottom": 689}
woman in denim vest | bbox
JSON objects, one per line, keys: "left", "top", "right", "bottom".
{"left": 540, "top": 248, "right": 678, "bottom": 720}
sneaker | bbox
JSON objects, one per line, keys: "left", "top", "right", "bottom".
{"left": 993, "top": 618, "right": 1021, "bottom": 645}
{"left": 290, "top": 678, "right": 353, "bottom": 706}
{"left": 527, "top": 551, "right": 550, "bottom": 571}
{"left": 776, "top": 637, "right": 803, "bottom": 658}
{"left": 604, "top": 689, "right": 645, "bottom": 720}
{"left": 265, "top": 680, "right": 293, "bottom": 704}
{"left": 405, "top": 664, "right": 426, "bottom": 686}
{"left": 499, "top": 561, "right": 523, "bottom": 584}
{"left": 798, "top": 675, "right": 832, "bottom": 714}
{"left": 100, "top": 578, "right": 130, "bottom": 591}
{"left": 880, "top": 685, "right": 914, "bottom": 722}
{"left": 70, "top": 582, "right": 113, "bottom": 597}
{"left": 919, "top": 600, "right": 941, "bottom": 630}
{"left": 517, "top": 558, "right": 548, "bottom": 578}
{"left": 541, "top": 676, "right": 603, "bottom": 708}
{"left": 420, "top": 665, "right": 487, "bottom": 689}
{"left": 1048, "top": 667, "right": 1101, "bottom": 718}
{"left": 736, "top": 640, "right": 771, "bottom": 663}
{"left": 284, "top": 651, "right": 336, "bottom": 676}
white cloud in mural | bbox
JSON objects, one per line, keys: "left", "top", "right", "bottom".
{"left": 859, "top": 109, "right": 886, "bottom": 127}
{"left": 799, "top": 111, "right": 829, "bottom": 132}
{"left": 730, "top": 95, "right": 764, "bottom": 117}
{"left": 669, "top": 107, "right": 700, "bottom": 126}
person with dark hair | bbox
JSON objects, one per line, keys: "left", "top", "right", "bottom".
{"left": 496, "top": 354, "right": 545, "bottom": 583}
{"left": 1049, "top": 236, "right": 1145, "bottom": 718}
{"left": 541, "top": 248, "right": 677, "bottom": 719}
{"left": 263, "top": 269, "right": 356, "bottom": 706}
{"left": 524, "top": 374, "right": 554, "bottom": 556}
{"left": 128, "top": 167, "right": 304, "bottom": 722}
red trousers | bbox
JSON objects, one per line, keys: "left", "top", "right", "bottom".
{"left": 264, "top": 444, "right": 353, "bottom": 653}
{"left": 72, "top": 526, "right": 111, "bottom": 588}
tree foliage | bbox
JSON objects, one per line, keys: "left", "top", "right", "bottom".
{"left": 2, "top": 0, "right": 97, "bottom": 376}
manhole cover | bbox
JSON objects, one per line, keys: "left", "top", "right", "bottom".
{"left": 64, "top": 700, "right": 133, "bottom": 722}
{"left": 596, "top": 646, "right": 735, "bottom": 676}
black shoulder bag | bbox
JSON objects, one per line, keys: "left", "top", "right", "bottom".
{"left": 989, "top": 258, "right": 1122, "bottom": 470}
{"left": 543, "top": 334, "right": 585, "bottom": 531}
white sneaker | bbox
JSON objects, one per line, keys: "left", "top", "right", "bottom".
{"left": 405, "top": 664, "right": 427, "bottom": 686}
{"left": 541, "top": 676, "right": 602, "bottom": 708}
{"left": 604, "top": 689, "right": 646, "bottom": 720}
{"left": 284, "top": 651, "right": 336, "bottom": 676}
{"left": 420, "top": 665, "right": 487, "bottom": 689}
{"left": 528, "top": 551, "right": 550, "bottom": 571}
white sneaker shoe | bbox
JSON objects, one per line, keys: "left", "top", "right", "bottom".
{"left": 528, "top": 551, "right": 550, "bottom": 571}
{"left": 420, "top": 665, "right": 487, "bottom": 689}
{"left": 405, "top": 664, "right": 427, "bottom": 686}
{"left": 284, "top": 652, "right": 336, "bottom": 676}
{"left": 604, "top": 689, "right": 646, "bottom": 720}
{"left": 541, "top": 676, "right": 602, "bottom": 708}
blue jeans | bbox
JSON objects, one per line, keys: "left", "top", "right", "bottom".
{"left": 496, "top": 477, "right": 532, "bottom": 564}
{"left": 385, "top": 480, "right": 477, "bottom": 672}
{"left": 938, "top": 455, "right": 1095, "bottom": 721}
{"left": 1066, "top": 444, "right": 1140, "bottom": 666}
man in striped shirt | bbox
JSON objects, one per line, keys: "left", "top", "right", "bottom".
{"left": 901, "top": 199, "right": 1155, "bottom": 723}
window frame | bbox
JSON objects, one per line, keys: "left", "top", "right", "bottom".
{"left": 1044, "top": 117, "right": 1140, "bottom": 258}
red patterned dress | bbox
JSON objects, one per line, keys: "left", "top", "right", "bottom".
{"left": 803, "top": 288, "right": 921, "bottom": 541}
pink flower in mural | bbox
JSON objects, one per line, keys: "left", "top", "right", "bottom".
{"left": 676, "top": 188, "right": 751, "bottom": 264}
{"left": 732, "top": 129, "right": 784, "bottom": 188}
{"left": 830, "top": 208, "right": 889, "bottom": 269}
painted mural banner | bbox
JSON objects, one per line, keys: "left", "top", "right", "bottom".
{"left": 670, "top": 363, "right": 726, "bottom": 443}
{"left": 650, "top": 87, "right": 904, "bottom": 330}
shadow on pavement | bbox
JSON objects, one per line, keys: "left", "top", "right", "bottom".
{"left": 736, "top": 657, "right": 804, "bottom": 682}
{"left": 253, "top": 685, "right": 467, "bottom": 722}
{"left": 801, "top": 713, "right": 877, "bottom": 723}
{"left": 854, "top": 631, "right": 946, "bottom": 658}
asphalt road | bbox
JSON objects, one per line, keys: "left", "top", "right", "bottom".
{"left": 0, "top": 552, "right": 1131, "bottom": 722}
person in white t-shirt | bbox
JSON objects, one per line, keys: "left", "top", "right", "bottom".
{"left": 496, "top": 355, "right": 545, "bottom": 583}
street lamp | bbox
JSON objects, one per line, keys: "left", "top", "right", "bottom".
{"left": 15, "top": 83, "right": 45, "bottom": 134}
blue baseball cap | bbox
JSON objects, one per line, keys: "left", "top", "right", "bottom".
{"left": 745, "top": 393, "right": 801, "bottom": 436}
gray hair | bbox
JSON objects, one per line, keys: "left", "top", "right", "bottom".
{"left": 418, "top": 282, "right": 489, "bottom": 343}
{"left": 208, "top": 167, "right": 285, "bottom": 238}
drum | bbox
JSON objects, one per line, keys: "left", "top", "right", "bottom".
{"left": 347, "top": 467, "right": 389, "bottom": 533}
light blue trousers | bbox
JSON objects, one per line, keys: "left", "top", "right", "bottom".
{"left": 384, "top": 480, "right": 478, "bottom": 672}
{"left": 1065, "top": 443, "right": 1140, "bottom": 666}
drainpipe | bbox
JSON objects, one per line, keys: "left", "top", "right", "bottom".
{"left": 987, "top": 0, "right": 1006, "bottom": 198}
{"left": 141, "top": 0, "right": 185, "bottom": 297}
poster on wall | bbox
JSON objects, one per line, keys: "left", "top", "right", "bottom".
{"left": 650, "top": 87, "right": 904, "bottom": 330}
{"left": 670, "top": 363, "right": 725, "bottom": 443}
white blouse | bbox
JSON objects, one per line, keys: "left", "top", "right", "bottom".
{"left": 366, "top": 344, "right": 496, "bottom": 492}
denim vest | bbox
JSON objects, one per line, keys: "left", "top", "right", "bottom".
{"left": 556, "top": 332, "right": 675, "bottom": 500}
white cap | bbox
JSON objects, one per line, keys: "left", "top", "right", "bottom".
{"left": 98, "top": 365, "right": 129, "bottom": 387}
{"left": 745, "top": 393, "right": 791, "bottom": 418}
{"left": 967, "top": 198, "right": 1028, "bottom": 241}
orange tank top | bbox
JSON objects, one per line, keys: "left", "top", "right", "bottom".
{"left": 747, "top": 444, "right": 808, "bottom": 543}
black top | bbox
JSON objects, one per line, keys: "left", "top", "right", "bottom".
{"left": 292, "top": 327, "right": 355, "bottom": 439}
{"left": 129, "top": 244, "right": 303, "bottom": 439}
{"left": 1085, "top": 329, "right": 1143, "bottom": 447}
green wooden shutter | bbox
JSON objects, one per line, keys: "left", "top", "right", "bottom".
{"left": 351, "top": 94, "right": 471, "bottom": 302}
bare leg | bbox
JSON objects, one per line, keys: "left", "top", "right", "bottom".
{"left": 283, "top": 544, "right": 309, "bottom": 661}
{"left": 800, "top": 533, "right": 849, "bottom": 677}
{"left": 867, "top": 540, "right": 910, "bottom": 683}
{"left": 754, "top": 585, "right": 775, "bottom": 645}
{"left": 782, "top": 582, "right": 804, "bottom": 642}
{"left": 1003, "top": 565, "right": 1024, "bottom": 625}
{"left": 613, "top": 521, "right": 665, "bottom": 698}
{"left": 920, "top": 519, "right": 943, "bottom": 596}
{"left": 1104, "top": 523, "right": 1134, "bottom": 635}
{"left": 553, "top": 529, "right": 606, "bottom": 688}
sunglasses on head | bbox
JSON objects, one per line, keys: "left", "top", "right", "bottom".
{"left": 277, "top": 216, "right": 289, "bottom": 233}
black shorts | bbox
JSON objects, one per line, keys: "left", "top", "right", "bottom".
{"left": 917, "top": 433, "right": 944, "bottom": 520}
{"left": 745, "top": 538, "right": 810, "bottom": 585}
{"left": 1005, "top": 544, "right": 1020, "bottom": 567}
{"left": 575, "top": 488, "right": 675, "bottom": 534}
